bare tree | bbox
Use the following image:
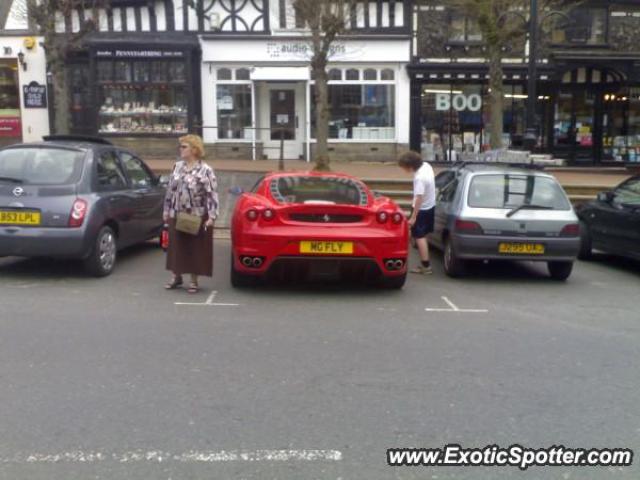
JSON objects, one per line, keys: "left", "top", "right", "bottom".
{"left": 443, "top": 0, "right": 569, "bottom": 149}
{"left": 26, "top": 0, "right": 108, "bottom": 134}
{"left": 293, "top": 0, "right": 356, "bottom": 171}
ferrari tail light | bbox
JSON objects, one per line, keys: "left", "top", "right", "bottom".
{"left": 391, "top": 212, "right": 404, "bottom": 224}
{"left": 69, "top": 198, "right": 88, "bottom": 227}
{"left": 246, "top": 209, "right": 259, "bottom": 221}
{"left": 454, "top": 219, "right": 483, "bottom": 234}
{"left": 262, "top": 208, "right": 275, "bottom": 221}
{"left": 560, "top": 223, "right": 580, "bottom": 237}
{"left": 376, "top": 211, "right": 389, "bottom": 224}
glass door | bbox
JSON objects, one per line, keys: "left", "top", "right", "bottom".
{"left": 270, "top": 89, "right": 296, "bottom": 141}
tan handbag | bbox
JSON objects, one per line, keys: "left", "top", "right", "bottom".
{"left": 175, "top": 212, "right": 202, "bottom": 235}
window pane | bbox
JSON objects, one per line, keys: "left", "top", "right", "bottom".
{"left": 120, "top": 152, "right": 152, "bottom": 188}
{"left": 217, "top": 68, "right": 232, "bottom": 81}
{"left": 133, "top": 62, "right": 150, "bottom": 83}
{"left": 114, "top": 61, "right": 132, "bottom": 82}
{"left": 271, "top": 176, "right": 368, "bottom": 206}
{"left": 217, "top": 84, "right": 252, "bottom": 139}
{"left": 150, "top": 61, "right": 167, "bottom": 82}
{"left": 328, "top": 69, "right": 342, "bottom": 81}
{"left": 449, "top": 13, "right": 466, "bottom": 41}
{"left": 97, "top": 151, "right": 127, "bottom": 189}
{"left": 363, "top": 69, "right": 377, "bottom": 81}
{"left": 0, "top": 148, "right": 85, "bottom": 185}
{"left": 381, "top": 69, "right": 394, "bottom": 80}
{"left": 468, "top": 175, "right": 570, "bottom": 210}
{"left": 236, "top": 68, "right": 250, "bottom": 80}
{"left": 97, "top": 61, "right": 113, "bottom": 82}
{"left": 346, "top": 69, "right": 360, "bottom": 80}
{"left": 552, "top": 7, "right": 607, "bottom": 45}
{"left": 311, "top": 84, "right": 395, "bottom": 140}
{"left": 168, "top": 61, "right": 186, "bottom": 82}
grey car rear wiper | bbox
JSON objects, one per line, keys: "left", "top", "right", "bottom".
{"left": 506, "top": 204, "right": 554, "bottom": 218}
{"left": 0, "top": 176, "right": 24, "bottom": 183}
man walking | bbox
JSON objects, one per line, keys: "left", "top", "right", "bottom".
{"left": 398, "top": 151, "right": 436, "bottom": 275}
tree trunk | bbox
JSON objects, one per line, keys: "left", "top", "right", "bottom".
{"left": 313, "top": 66, "right": 331, "bottom": 171}
{"left": 487, "top": 44, "right": 504, "bottom": 150}
{"left": 49, "top": 52, "right": 71, "bottom": 135}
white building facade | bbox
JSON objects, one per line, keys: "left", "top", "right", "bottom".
{"left": 200, "top": 0, "right": 411, "bottom": 161}
{"left": 0, "top": 0, "right": 50, "bottom": 147}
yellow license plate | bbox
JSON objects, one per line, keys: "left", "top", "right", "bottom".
{"left": 0, "top": 210, "right": 41, "bottom": 225}
{"left": 499, "top": 243, "right": 545, "bottom": 255}
{"left": 300, "top": 241, "right": 354, "bottom": 255}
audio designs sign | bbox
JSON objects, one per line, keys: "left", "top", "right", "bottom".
{"left": 435, "top": 93, "right": 482, "bottom": 112}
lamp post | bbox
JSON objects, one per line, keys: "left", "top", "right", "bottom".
{"left": 523, "top": 0, "right": 538, "bottom": 152}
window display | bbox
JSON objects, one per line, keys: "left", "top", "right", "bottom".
{"left": 216, "top": 84, "right": 252, "bottom": 139}
{"left": 96, "top": 56, "right": 189, "bottom": 135}
{"left": 0, "top": 60, "right": 21, "bottom": 140}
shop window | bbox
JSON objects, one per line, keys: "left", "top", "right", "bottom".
{"left": 217, "top": 84, "right": 252, "bottom": 140}
{"left": 97, "top": 57, "right": 189, "bottom": 135}
{"left": 346, "top": 69, "right": 360, "bottom": 81}
{"left": 328, "top": 69, "right": 342, "bottom": 81}
{"left": 551, "top": 7, "right": 607, "bottom": 45}
{"left": 0, "top": 60, "right": 22, "bottom": 142}
{"left": 236, "top": 68, "right": 251, "bottom": 80}
{"left": 381, "top": 69, "right": 395, "bottom": 81}
{"left": 217, "top": 68, "right": 232, "bottom": 81}
{"left": 168, "top": 62, "right": 186, "bottom": 82}
{"left": 449, "top": 12, "right": 482, "bottom": 42}
{"left": 363, "top": 69, "right": 377, "bottom": 81}
{"left": 311, "top": 84, "right": 395, "bottom": 140}
{"left": 133, "top": 62, "right": 150, "bottom": 83}
{"left": 114, "top": 61, "right": 132, "bottom": 83}
{"left": 97, "top": 61, "right": 113, "bottom": 82}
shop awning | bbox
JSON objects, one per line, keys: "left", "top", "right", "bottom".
{"left": 250, "top": 67, "right": 310, "bottom": 81}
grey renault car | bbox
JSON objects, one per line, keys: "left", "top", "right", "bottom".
{"left": 0, "top": 135, "right": 166, "bottom": 276}
{"left": 429, "top": 163, "right": 581, "bottom": 280}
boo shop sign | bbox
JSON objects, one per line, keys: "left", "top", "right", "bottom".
{"left": 435, "top": 93, "right": 482, "bottom": 112}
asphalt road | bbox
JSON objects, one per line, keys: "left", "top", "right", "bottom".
{"left": 0, "top": 244, "right": 638, "bottom": 480}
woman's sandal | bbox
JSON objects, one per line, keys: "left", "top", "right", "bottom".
{"left": 187, "top": 282, "right": 199, "bottom": 294}
{"left": 165, "top": 276, "right": 183, "bottom": 289}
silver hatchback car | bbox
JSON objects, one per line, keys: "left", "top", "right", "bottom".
{"left": 429, "top": 163, "right": 581, "bottom": 280}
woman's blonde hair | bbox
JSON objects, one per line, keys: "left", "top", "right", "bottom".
{"left": 179, "top": 134, "right": 205, "bottom": 159}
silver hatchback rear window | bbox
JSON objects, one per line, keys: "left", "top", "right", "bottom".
{"left": 0, "top": 147, "right": 85, "bottom": 185}
{"left": 468, "top": 174, "right": 570, "bottom": 210}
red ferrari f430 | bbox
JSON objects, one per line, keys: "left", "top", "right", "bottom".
{"left": 230, "top": 172, "right": 409, "bottom": 288}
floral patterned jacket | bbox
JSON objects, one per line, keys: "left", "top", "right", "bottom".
{"left": 163, "top": 160, "right": 219, "bottom": 220}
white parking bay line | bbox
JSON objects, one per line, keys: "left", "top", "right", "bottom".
{"left": 175, "top": 291, "right": 239, "bottom": 307}
{"left": 0, "top": 449, "right": 343, "bottom": 464}
{"left": 425, "top": 296, "right": 488, "bottom": 314}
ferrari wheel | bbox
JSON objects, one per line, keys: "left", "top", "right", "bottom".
{"left": 381, "top": 273, "right": 407, "bottom": 289}
{"left": 230, "top": 253, "right": 256, "bottom": 288}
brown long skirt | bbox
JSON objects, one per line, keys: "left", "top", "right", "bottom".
{"left": 166, "top": 217, "right": 213, "bottom": 277}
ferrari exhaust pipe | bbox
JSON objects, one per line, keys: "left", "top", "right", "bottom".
{"left": 242, "top": 256, "right": 253, "bottom": 267}
{"left": 385, "top": 260, "right": 396, "bottom": 270}
{"left": 252, "top": 257, "right": 263, "bottom": 268}
{"left": 394, "top": 260, "right": 404, "bottom": 270}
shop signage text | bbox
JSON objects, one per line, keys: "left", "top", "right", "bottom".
{"left": 96, "top": 50, "right": 184, "bottom": 58}
{"left": 435, "top": 93, "right": 482, "bottom": 112}
{"left": 266, "top": 42, "right": 346, "bottom": 59}
{"left": 23, "top": 81, "right": 47, "bottom": 109}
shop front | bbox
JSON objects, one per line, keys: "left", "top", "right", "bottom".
{"left": 68, "top": 38, "right": 201, "bottom": 154}
{"left": 201, "top": 37, "right": 410, "bottom": 161}
{"left": 409, "top": 64, "right": 640, "bottom": 165}
{"left": 0, "top": 36, "right": 49, "bottom": 147}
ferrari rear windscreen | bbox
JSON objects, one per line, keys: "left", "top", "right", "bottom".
{"left": 270, "top": 176, "right": 369, "bottom": 206}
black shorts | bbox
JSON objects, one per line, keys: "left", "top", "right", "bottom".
{"left": 411, "top": 208, "right": 435, "bottom": 239}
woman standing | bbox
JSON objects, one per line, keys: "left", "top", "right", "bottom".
{"left": 163, "top": 134, "right": 219, "bottom": 293}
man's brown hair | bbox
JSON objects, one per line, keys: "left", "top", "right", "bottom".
{"left": 397, "top": 151, "right": 424, "bottom": 172}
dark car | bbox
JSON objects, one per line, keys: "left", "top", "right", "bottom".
{"left": 0, "top": 135, "right": 166, "bottom": 276}
{"left": 577, "top": 176, "right": 640, "bottom": 261}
